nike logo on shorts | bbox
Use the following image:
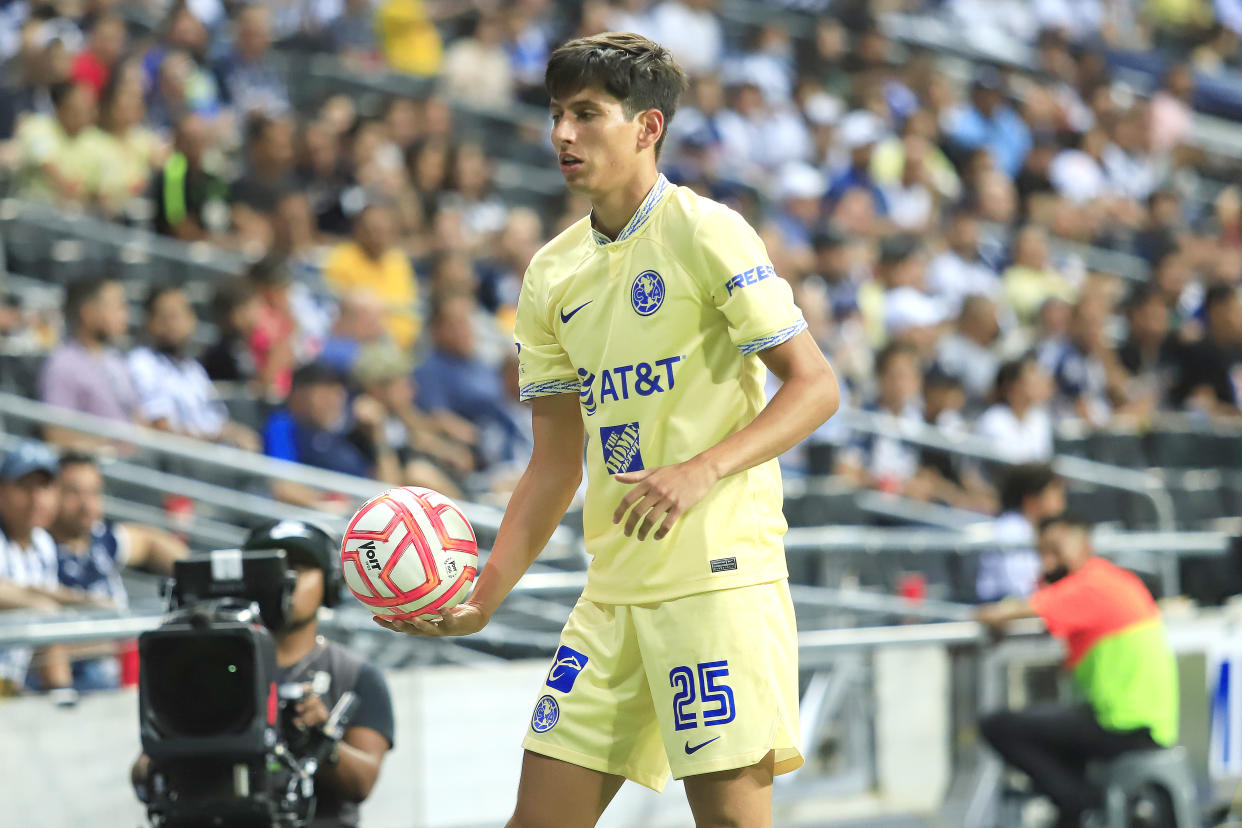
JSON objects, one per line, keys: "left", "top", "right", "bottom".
{"left": 684, "top": 736, "right": 720, "bottom": 755}
{"left": 560, "top": 301, "right": 592, "bottom": 323}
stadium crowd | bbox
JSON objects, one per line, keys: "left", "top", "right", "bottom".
{"left": 1, "top": 0, "right": 1242, "bottom": 511}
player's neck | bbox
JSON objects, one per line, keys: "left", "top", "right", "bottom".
{"left": 589, "top": 167, "right": 660, "bottom": 241}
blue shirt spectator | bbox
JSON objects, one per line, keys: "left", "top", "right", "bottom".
{"left": 414, "top": 296, "right": 511, "bottom": 434}
{"left": 943, "top": 71, "right": 1032, "bottom": 178}
{"left": 262, "top": 363, "right": 371, "bottom": 478}
{"left": 212, "top": 6, "right": 290, "bottom": 117}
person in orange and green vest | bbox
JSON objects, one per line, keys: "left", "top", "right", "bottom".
{"left": 975, "top": 513, "right": 1179, "bottom": 828}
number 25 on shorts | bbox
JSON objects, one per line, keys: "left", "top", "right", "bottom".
{"left": 670, "top": 660, "right": 736, "bottom": 731}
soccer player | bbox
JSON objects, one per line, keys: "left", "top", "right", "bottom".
{"left": 375, "top": 32, "right": 840, "bottom": 828}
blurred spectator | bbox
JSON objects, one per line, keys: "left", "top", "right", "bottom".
{"left": 871, "top": 234, "right": 950, "bottom": 357}
{"left": 642, "top": 0, "right": 723, "bottom": 77}
{"left": 333, "top": 0, "right": 383, "bottom": 62}
{"left": 826, "top": 110, "right": 888, "bottom": 216}
{"left": 94, "top": 74, "right": 166, "bottom": 219}
{"left": 479, "top": 352, "right": 537, "bottom": 493}
{"left": 1049, "top": 294, "right": 1145, "bottom": 426}
{"left": 145, "top": 48, "right": 224, "bottom": 135}
{"left": 977, "top": 355, "right": 1055, "bottom": 462}
{"left": 151, "top": 113, "right": 229, "bottom": 240}
{"left": 38, "top": 276, "right": 141, "bottom": 449}
{"left": 936, "top": 294, "right": 1004, "bottom": 406}
{"left": 126, "top": 284, "right": 260, "bottom": 450}
{"left": 14, "top": 80, "right": 101, "bottom": 204}
{"left": 201, "top": 276, "right": 261, "bottom": 385}
{"left": 977, "top": 515, "right": 1178, "bottom": 828}
{"left": 230, "top": 113, "right": 297, "bottom": 224}
{"left": 413, "top": 294, "right": 508, "bottom": 440}
{"left": 0, "top": 443, "right": 82, "bottom": 701}
{"left": 836, "top": 341, "right": 926, "bottom": 497}
{"left": 351, "top": 343, "right": 472, "bottom": 497}
{"left": 212, "top": 5, "right": 290, "bottom": 118}
{"left": 976, "top": 462, "right": 1065, "bottom": 602}
{"left": 773, "top": 162, "right": 826, "bottom": 252}
{"left": 1168, "top": 284, "right": 1242, "bottom": 417}
{"left": 320, "top": 291, "right": 389, "bottom": 375}
{"left": 1117, "top": 284, "right": 1177, "bottom": 407}
{"left": 1150, "top": 63, "right": 1197, "bottom": 155}
{"left": 377, "top": 0, "right": 445, "bottom": 77}
{"left": 324, "top": 204, "right": 420, "bottom": 349}
{"left": 943, "top": 69, "right": 1031, "bottom": 179}
{"left": 246, "top": 257, "right": 304, "bottom": 399}
{"left": 68, "top": 14, "right": 125, "bottom": 97}
{"left": 262, "top": 362, "right": 401, "bottom": 506}
{"left": 1003, "top": 224, "right": 1077, "bottom": 325}
{"left": 917, "top": 369, "right": 997, "bottom": 513}
{"left": 927, "top": 207, "right": 1000, "bottom": 313}
{"left": 442, "top": 13, "right": 514, "bottom": 107}
{"left": 50, "top": 452, "right": 188, "bottom": 692}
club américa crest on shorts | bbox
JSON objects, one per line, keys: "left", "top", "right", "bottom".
{"left": 531, "top": 694, "right": 559, "bottom": 732}
{"left": 631, "top": 270, "right": 664, "bottom": 316}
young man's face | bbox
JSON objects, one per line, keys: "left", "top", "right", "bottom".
{"left": 550, "top": 86, "right": 657, "bottom": 198}
{"left": 56, "top": 462, "right": 105, "bottom": 537}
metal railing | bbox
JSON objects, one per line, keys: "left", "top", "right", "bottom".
{"left": 0, "top": 392, "right": 583, "bottom": 558}
{"left": 833, "top": 406, "right": 1178, "bottom": 532}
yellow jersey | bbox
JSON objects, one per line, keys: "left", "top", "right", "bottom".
{"left": 323, "top": 242, "right": 421, "bottom": 349}
{"left": 514, "top": 174, "right": 806, "bottom": 604}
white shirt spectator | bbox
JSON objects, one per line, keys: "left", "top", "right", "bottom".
{"left": 976, "top": 403, "right": 1054, "bottom": 461}
{"left": 927, "top": 251, "right": 1000, "bottom": 313}
{"left": 937, "top": 333, "right": 1001, "bottom": 402}
{"left": 885, "top": 287, "right": 950, "bottom": 337}
{"left": 974, "top": 510, "right": 1041, "bottom": 601}
{"left": 1032, "top": 0, "right": 1104, "bottom": 40}
{"left": 1049, "top": 148, "right": 1106, "bottom": 204}
{"left": 1102, "top": 144, "right": 1161, "bottom": 202}
{"left": 0, "top": 525, "right": 59, "bottom": 685}
{"left": 127, "top": 347, "right": 229, "bottom": 439}
{"left": 645, "top": 1, "right": 724, "bottom": 76}
{"left": 883, "top": 181, "right": 934, "bottom": 232}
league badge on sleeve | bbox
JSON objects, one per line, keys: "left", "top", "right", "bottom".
{"left": 531, "top": 694, "right": 560, "bottom": 733}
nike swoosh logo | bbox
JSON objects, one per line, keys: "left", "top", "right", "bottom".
{"left": 684, "top": 736, "right": 720, "bottom": 755}
{"left": 560, "top": 301, "right": 592, "bottom": 323}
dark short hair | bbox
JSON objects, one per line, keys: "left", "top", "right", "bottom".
{"left": 1204, "top": 284, "right": 1239, "bottom": 318}
{"left": 1000, "top": 463, "right": 1060, "bottom": 512}
{"left": 63, "top": 275, "right": 119, "bottom": 328}
{"left": 210, "top": 276, "right": 256, "bottom": 326}
{"left": 545, "top": 32, "right": 688, "bottom": 157}
{"left": 1124, "top": 282, "right": 1164, "bottom": 315}
{"left": 290, "top": 362, "right": 343, "bottom": 391}
{"left": 1037, "top": 511, "right": 1092, "bottom": 535}
{"left": 144, "top": 283, "right": 184, "bottom": 317}
{"left": 58, "top": 451, "right": 98, "bottom": 472}
{"left": 993, "top": 354, "right": 1035, "bottom": 400}
{"left": 246, "top": 256, "right": 292, "bottom": 287}
{"left": 875, "top": 340, "right": 919, "bottom": 376}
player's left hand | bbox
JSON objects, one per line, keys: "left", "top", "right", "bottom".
{"left": 613, "top": 457, "right": 720, "bottom": 541}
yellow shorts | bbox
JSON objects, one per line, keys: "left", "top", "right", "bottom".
{"left": 521, "top": 579, "right": 803, "bottom": 791}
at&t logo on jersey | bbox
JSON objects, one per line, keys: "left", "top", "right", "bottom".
{"left": 632, "top": 270, "right": 665, "bottom": 316}
{"left": 601, "top": 422, "right": 643, "bottom": 473}
{"left": 546, "top": 644, "right": 589, "bottom": 693}
{"left": 577, "top": 356, "right": 682, "bottom": 416}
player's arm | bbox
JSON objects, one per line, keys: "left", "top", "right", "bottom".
{"left": 615, "top": 330, "right": 840, "bottom": 540}
{"left": 374, "top": 392, "right": 584, "bottom": 637}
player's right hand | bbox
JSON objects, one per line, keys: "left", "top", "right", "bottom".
{"left": 371, "top": 601, "right": 488, "bottom": 638}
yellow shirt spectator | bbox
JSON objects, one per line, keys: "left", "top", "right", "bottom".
{"left": 324, "top": 205, "right": 420, "bottom": 349}
{"left": 16, "top": 83, "right": 104, "bottom": 205}
{"left": 377, "top": 0, "right": 443, "bottom": 76}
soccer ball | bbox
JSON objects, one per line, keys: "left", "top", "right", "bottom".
{"left": 340, "top": 486, "right": 478, "bottom": 620}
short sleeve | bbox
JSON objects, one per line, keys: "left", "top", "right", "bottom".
{"left": 513, "top": 269, "right": 578, "bottom": 401}
{"left": 694, "top": 208, "right": 807, "bottom": 355}
{"left": 348, "top": 661, "right": 395, "bottom": 748}
{"left": 1028, "top": 578, "right": 1082, "bottom": 639}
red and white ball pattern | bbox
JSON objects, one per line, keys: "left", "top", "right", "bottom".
{"left": 340, "top": 486, "right": 478, "bottom": 620}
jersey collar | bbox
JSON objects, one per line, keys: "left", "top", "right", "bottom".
{"left": 590, "top": 173, "right": 671, "bottom": 247}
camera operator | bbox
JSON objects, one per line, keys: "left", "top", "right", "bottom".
{"left": 132, "top": 519, "right": 394, "bottom": 827}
